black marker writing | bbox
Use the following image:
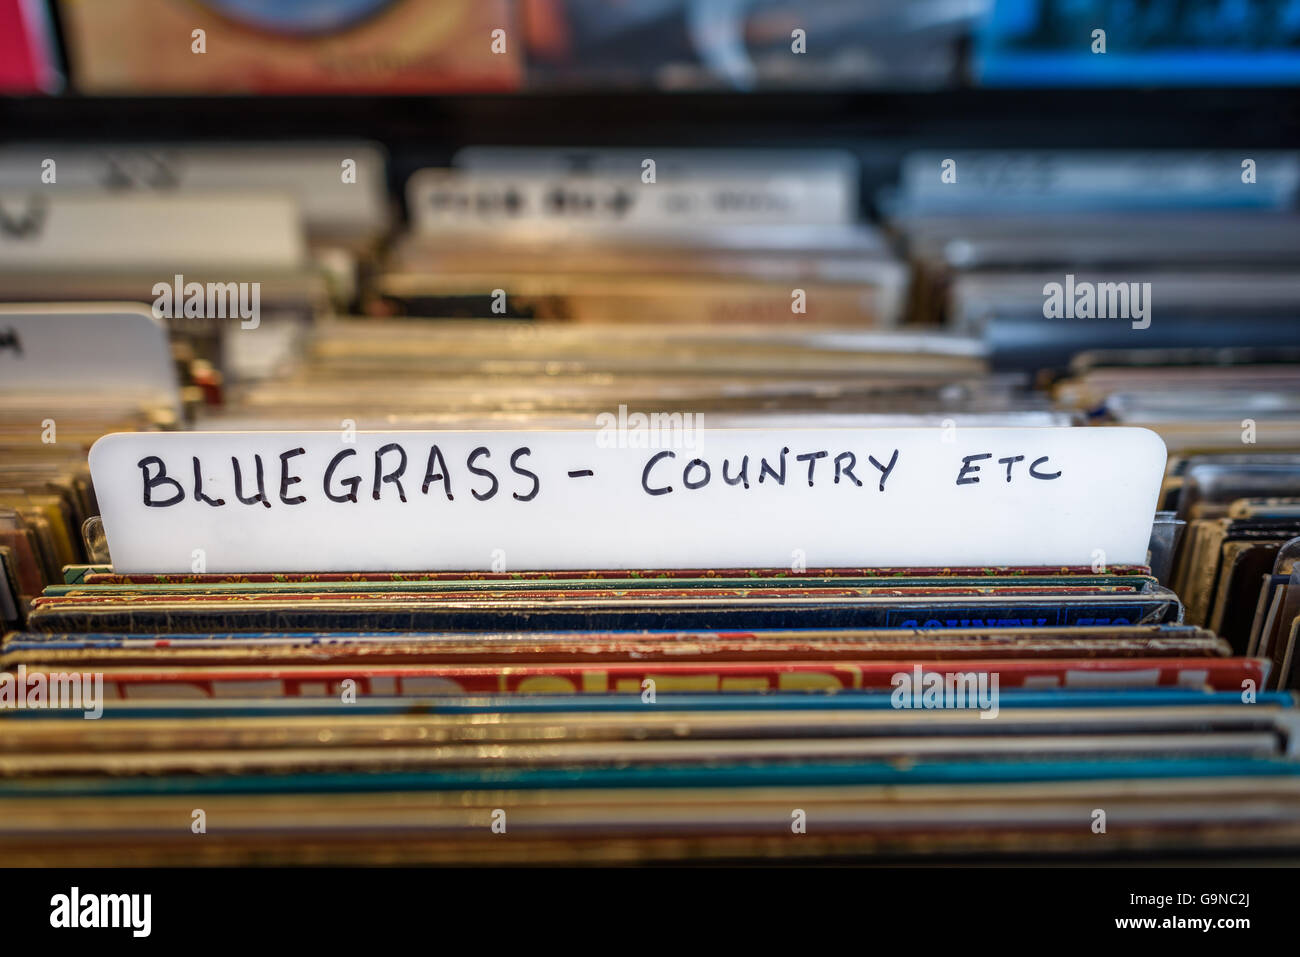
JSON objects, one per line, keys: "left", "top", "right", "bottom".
{"left": 138, "top": 456, "right": 183, "bottom": 507}
{"left": 232, "top": 455, "right": 270, "bottom": 508}
{"left": 834, "top": 452, "right": 861, "bottom": 487}
{"left": 868, "top": 449, "right": 900, "bottom": 492}
{"left": 723, "top": 456, "right": 750, "bottom": 489}
{"left": 958, "top": 452, "right": 1062, "bottom": 485}
{"left": 324, "top": 449, "right": 360, "bottom": 503}
{"left": 192, "top": 457, "right": 224, "bottom": 507}
{"left": 758, "top": 447, "right": 788, "bottom": 485}
{"left": 642, "top": 450, "right": 675, "bottom": 496}
{"left": 422, "top": 445, "right": 453, "bottom": 500}
{"left": 467, "top": 447, "right": 498, "bottom": 501}
{"left": 956, "top": 452, "right": 991, "bottom": 486}
{"left": 683, "top": 458, "right": 711, "bottom": 489}
{"left": 641, "top": 446, "right": 901, "bottom": 497}
{"left": 138, "top": 441, "right": 928, "bottom": 512}
{"left": 372, "top": 444, "right": 407, "bottom": 502}
{"left": 280, "top": 448, "right": 307, "bottom": 505}
{"left": 1029, "top": 456, "right": 1062, "bottom": 480}
{"left": 796, "top": 450, "right": 828, "bottom": 486}
{"left": 997, "top": 455, "right": 1025, "bottom": 482}
{"left": 511, "top": 448, "right": 540, "bottom": 501}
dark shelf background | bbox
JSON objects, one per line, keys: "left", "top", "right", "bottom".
{"left": 3, "top": 89, "right": 1299, "bottom": 216}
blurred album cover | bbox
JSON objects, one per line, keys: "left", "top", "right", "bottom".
{"left": 520, "top": 0, "right": 982, "bottom": 90}
{"left": 0, "top": 0, "right": 61, "bottom": 93}
{"left": 976, "top": 0, "right": 1300, "bottom": 86}
{"left": 58, "top": 0, "right": 522, "bottom": 93}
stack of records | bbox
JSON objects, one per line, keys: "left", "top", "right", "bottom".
{"left": 882, "top": 150, "right": 1300, "bottom": 371}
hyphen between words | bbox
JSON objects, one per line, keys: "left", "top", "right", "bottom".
{"left": 135, "top": 443, "right": 1063, "bottom": 507}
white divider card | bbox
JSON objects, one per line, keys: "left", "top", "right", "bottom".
{"left": 448, "top": 147, "right": 857, "bottom": 222}
{"left": 0, "top": 192, "right": 305, "bottom": 270}
{"left": 890, "top": 150, "right": 1300, "bottom": 212}
{"left": 407, "top": 165, "right": 854, "bottom": 234}
{"left": 455, "top": 146, "right": 858, "bottom": 181}
{"left": 89, "top": 428, "right": 1167, "bottom": 574}
{"left": 0, "top": 143, "right": 389, "bottom": 239}
{"left": 0, "top": 304, "right": 180, "bottom": 416}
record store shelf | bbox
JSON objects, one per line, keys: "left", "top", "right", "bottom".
{"left": 4, "top": 84, "right": 1300, "bottom": 865}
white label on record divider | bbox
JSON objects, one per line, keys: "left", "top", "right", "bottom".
{"left": 0, "top": 192, "right": 305, "bottom": 270}
{"left": 0, "top": 304, "right": 180, "bottom": 416}
{"left": 88, "top": 428, "right": 1167, "bottom": 573}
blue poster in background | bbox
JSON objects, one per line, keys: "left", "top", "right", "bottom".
{"left": 976, "top": 0, "right": 1300, "bottom": 85}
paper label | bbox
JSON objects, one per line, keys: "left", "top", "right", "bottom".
{"left": 0, "top": 142, "right": 388, "bottom": 237}
{"left": 0, "top": 304, "right": 179, "bottom": 414}
{"left": 89, "top": 428, "right": 1167, "bottom": 573}
{"left": 0, "top": 192, "right": 304, "bottom": 269}
{"left": 408, "top": 165, "right": 854, "bottom": 234}
{"left": 896, "top": 150, "right": 1300, "bottom": 210}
